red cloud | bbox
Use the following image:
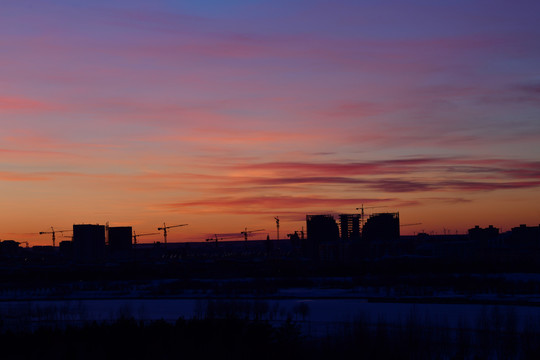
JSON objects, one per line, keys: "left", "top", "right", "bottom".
{"left": 162, "top": 196, "right": 395, "bottom": 214}
{"left": 0, "top": 171, "right": 50, "bottom": 181}
{"left": 0, "top": 96, "right": 58, "bottom": 112}
{"left": 225, "top": 157, "right": 540, "bottom": 193}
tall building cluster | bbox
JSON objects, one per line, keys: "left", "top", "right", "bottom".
{"left": 306, "top": 212, "right": 400, "bottom": 243}
{"left": 71, "top": 224, "right": 132, "bottom": 262}
{"left": 303, "top": 212, "right": 400, "bottom": 261}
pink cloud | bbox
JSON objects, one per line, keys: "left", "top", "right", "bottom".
{"left": 161, "top": 195, "right": 395, "bottom": 214}
{"left": 0, "top": 171, "right": 50, "bottom": 182}
{"left": 0, "top": 96, "right": 60, "bottom": 112}
{"left": 0, "top": 147, "right": 82, "bottom": 163}
{"left": 233, "top": 158, "right": 446, "bottom": 177}
{"left": 221, "top": 157, "right": 540, "bottom": 193}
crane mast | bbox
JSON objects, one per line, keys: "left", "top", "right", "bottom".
{"left": 39, "top": 227, "right": 71, "bottom": 247}
{"left": 157, "top": 223, "right": 188, "bottom": 246}
{"left": 356, "top": 204, "right": 388, "bottom": 228}
{"left": 240, "top": 227, "right": 265, "bottom": 242}
{"left": 132, "top": 231, "right": 159, "bottom": 245}
{"left": 274, "top": 216, "right": 280, "bottom": 241}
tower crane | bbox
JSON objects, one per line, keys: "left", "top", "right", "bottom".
{"left": 400, "top": 223, "right": 422, "bottom": 227}
{"left": 274, "top": 216, "right": 280, "bottom": 241}
{"left": 206, "top": 233, "right": 243, "bottom": 246}
{"left": 240, "top": 227, "right": 265, "bottom": 242}
{"left": 157, "top": 223, "right": 188, "bottom": 246}
{"left": 206, "top": 234, "right": 225, "bottom": 248}
{"left": 206, "top": 234, "right": 221, "bottom": 244}
{"left": 356, "top": 204, "right": 388, "bottom": 227}
{"left": 39, "top": 227, "right": 71, "bottom": 247}
{"left": 132, "top": 231, "right": 160, "bottom": 245}
{"left": 356, "top": 204, "right": 388, "bottom": 218}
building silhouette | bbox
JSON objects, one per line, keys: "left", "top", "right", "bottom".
{"left": 306, "top": 215, "right": 339, "bottom": 242}
{"left": 59, "top": 240, "right": 73, "bottom": 258}
{"left": 468, "top": 225, "right": 499, "bottom": 244}
{"left": 108, "top": 226, "right": 132, "bottom": 253}
{"left": 362, "top": 212, "right": 400, "bottom": 241}
{"left": 306, "top": 215, "right": 340, "bottom": 260}
{"left": 0, "top": 240, "right": 20, "bottom": 256}
{"left": 73, "top": 224, "right": 106, "bottom": 262}
{"left": 339, "top": 214, "right": 361, "bottom": 241}
{"left": 511, "top": 224, "right": 540, "bottom": 248}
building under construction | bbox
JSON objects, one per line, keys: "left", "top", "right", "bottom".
{"left": 305, "top": 215, "right": 339, "bottom": 260}
{"left": 306, "top": 215, "right": 340, "bottom": 243}
{"left": 362, "top": 212, "right": 400, "bottom": 241}
{"left": 339, "top": 214, "right": 361, "bottom": 241}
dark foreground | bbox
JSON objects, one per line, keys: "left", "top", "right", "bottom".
{"left": 2, "top": 314, "right": 540, "bottom": 360}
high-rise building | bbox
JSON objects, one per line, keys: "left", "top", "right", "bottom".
{"left": 306, "top": 215, "right": 340, "bottom": 260}
{"left": 339, "top": 214, "right": 361, "bottom": 241}
{"left": 306, "top": 215, "right": 340, "bottom": 242}
{"left": 362, "top": 212, "right": 400, "bottom": 241}
{"left": 108, "top": 226, "right": 132, "bottom": 253}
{"left": 73, "top": 224, "right": 106, "bottom": 262}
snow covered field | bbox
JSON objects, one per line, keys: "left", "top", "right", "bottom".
{"left": 2, "top": 296, "right": 540, "bottom": 334}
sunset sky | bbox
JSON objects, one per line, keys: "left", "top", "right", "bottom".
{"left": 2, "top": 0, "right": 540, "bottom": 245}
